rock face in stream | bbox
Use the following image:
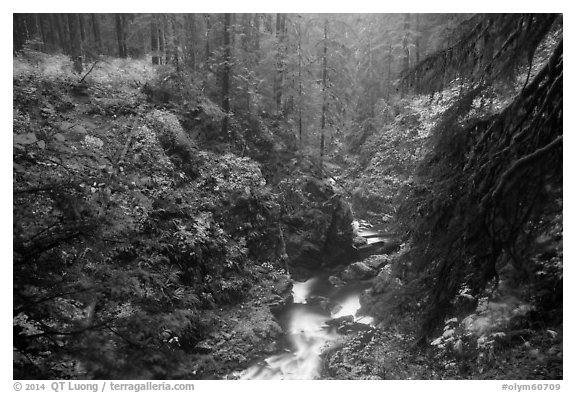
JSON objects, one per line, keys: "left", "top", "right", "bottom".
{"left": 281, "top": 176, "right": 356, "bottom": 272}
{"left": 339, "top": 255, "right": 390, "bottom": 282}
{"left": 342, "top": 261, "right": 377, "bottom": 281}
{"left": 357, "top": 239, "right": 402, "bottom": 260}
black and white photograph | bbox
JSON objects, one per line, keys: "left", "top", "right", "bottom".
{"left": 11, "top": 8, "right": 564, "bottom": 384}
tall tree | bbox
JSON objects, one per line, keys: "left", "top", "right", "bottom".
{"left": 13, "top": 14, "right": 27, "bottom": 52}
{"left": 404, "top": 14, "right": 411, "bottom": 67}
{"left": 165, "top": 14, "right": 180, "bottom": 69}
{"left": 34, "top": 14, "right": 46, "bottom": 51}
{"left": 253, "top": 13, "right": 261, "bottom": 51}
{"left": 221, "top": 13, "right": 232, "bottom": 137}
{"left": 79, "top": 14, "right": 87, "bottom": 44}
{"left": 41, "top": 14, "right": 57, "bottom": 51}
{"left": 115, "top": 14, "right": 128, "bottom": 58}
{"left": 415, "top": 14, "right": 421, "bottom": 65}
{"left": 274, "top": 13, "right": 287, "bottom": 113}
{"left": 150, "top": 15, "right": 160, "bottom": 64}
{"left": 54, "top": 14, "right": 69, "bottom": 53}
{"left": 386, "top": 41, "right": 393, "bottom": 100}
{"left": 158, "top": 15, "right": 168, "bottom": 64}
{"left": 367, "top": 32, "right": 375, "bottom": 117}
{"left": 67, "top": 14, "right": 83, "bottom": 73}
{"left": 319, "top": 19, "right": 328, "bottom": 173}
{"left": 297, "top": 16, "right": 304, "bottom": 152}
{"left": 204, "top": 14, "right": 212, "bottom": 61}
{"left": 401, "top": 12, "right": 411, "bottom": 94}
{"left": 91, "top": 14, "right": 102, "bottom": 54}
{"left": 185, "top": 14, "right": 196, "bottom": 69}
{"left": 158, "top": 16, "right": 166, "bottom": 64}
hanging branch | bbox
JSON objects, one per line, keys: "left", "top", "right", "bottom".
{"left": 484, "top": 135, "right": 562, "bottom": 207}
{"left": 404, "top": 28, "right": 562, "bottom": 337}
{"left": 403, "top": 14, "right": 559, "bottom": 94}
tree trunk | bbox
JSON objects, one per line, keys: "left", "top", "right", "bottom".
{"left": 23, "top": 14, "right": 35, "bottom": 42}
{"left": 165, "top": 15, "right": 179, "bottom": 69}
{"left": 368, "top": 34, "right": 375, "bottom": 117}
{"left": 42, "top": 14, "right": 57, "bottom": 51}
{"left": 29, "top": 14, "right": 40, "bottom": 38}
{"left": 298, "top": 20, "right": 303, "bottom": 153}
{"left": 172, "top": 15, "right": 181, "bottom": 69}
{"left": 34, "top": 14, "right": 46, "bottom": 51}
{"left": 115, "top": 14, "right": 128, "bottom": 58}
{"left": 221, "top": 13, "right": 232, "bottom": 137}
{"left": 240, "top": 13, "right": 251, "bottom": 52}
{"left": 400, "top": 14, "right": 410, "bottom": 97}
{"left": 67, "top": 14, "right": 83, "bottom": 73}
{"left": 387, "top": 41, "right": 392, "bottom": 99}
{"left": 158, "top": 17, "right": 166, "bottom": 64}
{"left": 13, "top": 14, "right": 27, "bottom": 52}
{"left": 91, "top": 14, "right": 102, "bottom": 54}
{"left": 415, "top": 14, "right": 421, "bottom": 65}
{"left": 79, "top": 14, "right": 86, "bottom": 44}
{"left": 402, "top": 13, "right": 411, "bottom": 74}
{"left": 265, "top": 14, "right": 274, "bottom": 34}
{"left": 284, "top": 16, "right": 294, "bottom": 115}
{"left": 204, "top": 14, "right": 211, "bottom": 60}
{"left": 320, "top": 20, "right": 328, "bottom": 173}
{"left": 253, "top": 14, "right": 260, "bottom": 51}
{"left": 22, "top": 14, "right": 32, "bottom": 40}
{"left": 150, "top": 15, "right": 160, "bottom": 65}
{"left": 51, "top": 14, "right": 64, "bottom": 53}
{"left": 59, "top": 14, "right": 71, "bottom": 54}
{"left": 185, "top": 14, "right": 196, "bottom": 69}
{"left": 230, "top": 13, "right": 236, "bottom": 48}
{"left": 275, "top": 13, "right": 285, "bottom": 114}
{"left": 415, "top": 14, "right": 421, "bottom": 92}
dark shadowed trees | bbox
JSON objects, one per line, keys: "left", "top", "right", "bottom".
{"left": 400, "top": 13, "right": 562, "bottom": 338}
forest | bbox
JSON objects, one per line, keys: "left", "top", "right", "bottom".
{"left": 13, "top": 13, "right": 562, "bottom": 380}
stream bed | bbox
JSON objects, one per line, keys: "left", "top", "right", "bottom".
{"left": 235, "top": 276, "right": 373, "bottom": 379}
{"left": 231, "top": 220, "right": 385, "bottom": 380}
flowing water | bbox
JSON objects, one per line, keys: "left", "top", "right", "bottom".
{"left": 236, "top": 276, "right": 373, "bottom": 380}
{"left": 234, "top": 220, "right": 383, "bottom": 380}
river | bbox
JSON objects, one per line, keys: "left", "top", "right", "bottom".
{"left": 235, "top": 276, "right": 373, "bottom": 379}
{"left": 233, "top": 220, "right": 381, "bottom": 380}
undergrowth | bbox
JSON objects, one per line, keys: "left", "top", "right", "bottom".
{"left": 13, "top": 51, "right": 285, "bottom": 379}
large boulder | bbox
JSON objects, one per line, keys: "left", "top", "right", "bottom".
{"left": 281, "top": 176, "right": 356, "bottom": 271}
{"left": 362, "top": 255, "right": 390, "bottom": 271}
{"left": 373, "top": 265, "right": 399, "bottom": 293}
{"left": 341, "top": 261, "right": 377, "bottom": 281}
{"left": 271, "top": 275, "right": 293, "bottom": 298}
{"left": 323, "top": 194, "right": 356, "bottom": 265}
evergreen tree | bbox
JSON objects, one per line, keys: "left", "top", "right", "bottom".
{"left": 400, "top": 13, "right": 562, "bottom": 338}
